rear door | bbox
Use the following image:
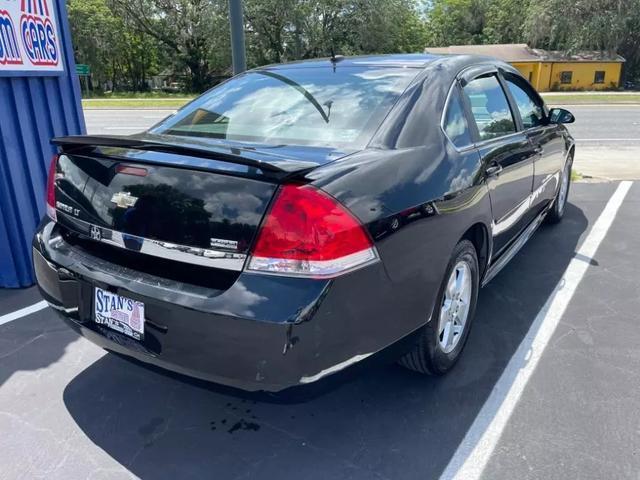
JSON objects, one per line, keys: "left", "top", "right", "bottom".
{"left": 460, "top": 69, "right": 536, "bottom": 255}
{"left": 501, "top": 72, "right": 567, "bottom": 215}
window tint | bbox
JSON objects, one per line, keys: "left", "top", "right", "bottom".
{"left": 594, "top": 71, "right": 605, "bottom": 84}
{"left": 560, "top": 71, "right": 572, "bottom": 84}
{"left": 463, "top": 75, "right": 516, "bottom": 141}
{"left": 505, "top": 78, "right": 545, "bottom": 129}
{"left": 151, "top": 67, "right": 417, "bottom": 149}
{"left": 443, "top": 87, "right": 472, "bottom": 148}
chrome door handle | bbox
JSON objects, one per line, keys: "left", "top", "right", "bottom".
{"left": 486, "top": 163, "right": 503, "bottom": 177}
{"left": 534, "top": 145, "right": 544, "bottom": 154}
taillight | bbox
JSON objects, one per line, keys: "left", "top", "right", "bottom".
{"left": 247, "top": 184, "right": 378, "bottom": 278}
{"left": 46, "top": 154, "right": 58, "bottom": 221}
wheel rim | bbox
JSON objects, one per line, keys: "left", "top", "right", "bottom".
{"left": 438, "top": 261, "right": 472, "bottom": 354}
{"left": 558, "top": 163, "right": 570, "bottom": 214}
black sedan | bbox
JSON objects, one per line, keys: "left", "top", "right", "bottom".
{"left": 33, "top": 54, "right": 575, "bottom": 393}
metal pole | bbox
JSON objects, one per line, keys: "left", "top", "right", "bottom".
{"left": 228, "top": 0, "right": 246, "bottom": 75}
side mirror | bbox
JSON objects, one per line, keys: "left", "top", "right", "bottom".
{"left": 548, "top": 108, "right": 575, "bottom": 124}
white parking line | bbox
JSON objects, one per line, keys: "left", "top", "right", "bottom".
{"left": 0, "top": 300, "right": 49, "bottom": 326}
{"left": 440, "top": 181, "right": 633, "bottom": 480}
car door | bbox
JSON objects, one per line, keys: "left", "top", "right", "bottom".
{"left": 501, "top": 72, "right": 567, "bottom": 216}
{"left": 460, "top": 68, "right": 536, "bottom": 256}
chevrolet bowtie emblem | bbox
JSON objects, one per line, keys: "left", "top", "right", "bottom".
{"left": 110, "top": 192, "right": 138, "bottom": 209}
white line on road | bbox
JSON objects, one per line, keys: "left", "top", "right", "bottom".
{"left": 0, "top": 300, "right": 49, "bottom": 326}
{"left": 440, "top": 180, "right": 633, "bottom": 480}
{"left": 553, "top": 104, "right": 640, "bottom": 108}
{"left": 575, "top": 138, "right": 640, "bottom": 142}
{"left": 102, "top": 126, "right": 149, "bottom": 130}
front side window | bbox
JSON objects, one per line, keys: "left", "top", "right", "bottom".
{"left": 443, "top": 87, "right": 472, "bottom": 148}
{"left": 594, "top": 71, "right": 605, "bottom": 84}
{"left": 560, "top": 71, "right": 573, "bottom": 84}
{"left": 151, "top": 67, "right": 417, "bottom": 149}
{"left": 463, "top": 75, "right": 516, "bottom": 141}
{"left": 505, "top": 78, "right": 545, "bottom": 129}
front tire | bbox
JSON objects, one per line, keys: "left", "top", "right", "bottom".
{"left": 399, "top": 240, "right": 479, "bottom": 375}
{"left": 546, "top": 154, "right": 573, "bottom": 224}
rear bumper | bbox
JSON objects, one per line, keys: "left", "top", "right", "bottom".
{"left": 33, "top": 219, "right": 423, "bottom": 393}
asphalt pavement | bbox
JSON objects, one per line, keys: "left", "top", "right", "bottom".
{"left": 1, "top": 182, "right": 638, "bottom": 480}
{"left": 84, "top": 105, "right": 640, "bottom": 180}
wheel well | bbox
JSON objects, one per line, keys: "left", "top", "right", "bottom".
{"left": 461, "top": 223, "right": 490, "bottom": 277}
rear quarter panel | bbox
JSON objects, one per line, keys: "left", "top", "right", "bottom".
{"left": 306, "top": 140, "right": 492, "bottom": 338}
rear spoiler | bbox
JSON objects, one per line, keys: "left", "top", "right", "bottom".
{"left": 52, "top": 135, "right": 319, "bottom": 175}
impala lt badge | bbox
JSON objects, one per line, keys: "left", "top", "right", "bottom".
{"left": 111, "top": 192, "right": 138, "bottom": 209}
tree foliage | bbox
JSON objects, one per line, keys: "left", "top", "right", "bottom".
{"left": 66, "top": 0, "right": 640, "bottom": 93}
{"left": 425, "top": 0, "right": 640, "bottom": 81}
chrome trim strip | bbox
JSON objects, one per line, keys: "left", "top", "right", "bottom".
{"left": 57, "top": 212, "right": 246, "bottom": 271}
{"left": 491, "top": 172, "right": 559, "bottom": 236}
{"left": 483, "top": 203, "right": 549, "bottom": 286}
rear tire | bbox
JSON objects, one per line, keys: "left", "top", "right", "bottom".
{"left": 399, "top": 240, "right": 479, "bottom": 375}
{"left": 546, "top": 154, "right": 573, "bottom": 224}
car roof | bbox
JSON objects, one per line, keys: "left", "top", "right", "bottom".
{"left": 255, "top": 53, "right": 515, "bottom": 74}
{"left": 258, "top": 53, "right": 443, "bottom": 70}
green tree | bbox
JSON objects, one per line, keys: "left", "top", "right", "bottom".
{"left": 244, "top": 0, "right": 427, "bottom": 65}
{"left": 524, "top": 0, "right": 640, "bottom": 79}
{"left": 68, "top": 0, "right": 159, "bottom": 91}
{"left": 483, "top": 0, "right": 529, "bottom": 44}
{"left": 111, "top": 0, "right": 231, "bottom": 91}
{"left": 425, "top": 0, "right": 486, "bottom": 46}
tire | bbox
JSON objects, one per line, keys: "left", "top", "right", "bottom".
{"left": 399, "top": 239, "right": 479, "bottom": 375}
{"left": 545, "top": 154, "right": 573, "bottom": 224}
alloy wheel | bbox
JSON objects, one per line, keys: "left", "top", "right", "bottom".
{"left": 438, "top": 261, "right": 472, "bottom": 354}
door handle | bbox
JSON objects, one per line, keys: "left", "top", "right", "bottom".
{"left": 534, "top": 145, "right": 544, "bottom": 155}
{"left": 485, "top": 163, "right": 503, "bottom": 177}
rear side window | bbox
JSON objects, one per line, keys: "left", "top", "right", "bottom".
{"left": 463, "top": 75, "right": 516, "bottom": 141}
{"left": 505, "top": 78, "right": 545, "bottom": 129}
{"left": 443, "top": 87, "right": 472, "bottom": 148}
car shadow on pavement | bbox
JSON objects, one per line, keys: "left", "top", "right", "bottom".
{"left": 62, "top": 203, "right": 589, "bottom": 480}
{"left": 0, "top": 289, "right": 78, "bottom": 389}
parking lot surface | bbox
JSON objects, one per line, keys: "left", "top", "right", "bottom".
{"left": 1, "top": 182, "right": 638, "bottom": 480}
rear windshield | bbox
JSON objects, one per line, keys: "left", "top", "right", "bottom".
{"left": 151, "top": 66, "right": 418, "bottom": 149}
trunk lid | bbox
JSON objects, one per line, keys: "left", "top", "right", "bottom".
{"left": 52, "top": 135, "right": 354, "bottom": 276}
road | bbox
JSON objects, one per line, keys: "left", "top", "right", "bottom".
{"left": 84, "top": 105, "right": 640, "bottom": 180}
{"left": 1, "top": 182, "right": 638, "bottom": 479}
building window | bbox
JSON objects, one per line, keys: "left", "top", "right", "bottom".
{"left": 560, "top": 71, "right": 573, "bottom": 84}
{"left": 594, "top": 71, "right": 605, "bottom": 84}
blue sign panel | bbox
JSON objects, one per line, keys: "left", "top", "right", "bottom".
{"left": 0, "top": 0, "right": 84, "bottom": 287}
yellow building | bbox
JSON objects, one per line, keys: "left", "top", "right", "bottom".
{"left": 424, "top": 44, "right": 624, "bottom": 92}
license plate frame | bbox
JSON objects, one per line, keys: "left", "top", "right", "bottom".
{"left": 93, "top": 287, "right": 145, "bottom": 341}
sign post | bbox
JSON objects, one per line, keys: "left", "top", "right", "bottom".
{"left": 76, "top": 64, "right": 90, "bottom": 75}
{"left": 76, "top": 64, "right": 90, "bottom": 95}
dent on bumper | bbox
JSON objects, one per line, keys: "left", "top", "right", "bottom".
{"left": 32, "top": 219, "right": 404, "bottom": 392}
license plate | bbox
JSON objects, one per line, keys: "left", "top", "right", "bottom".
{"left": 94, "top": 288, "right": 145, "bottom": 340}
